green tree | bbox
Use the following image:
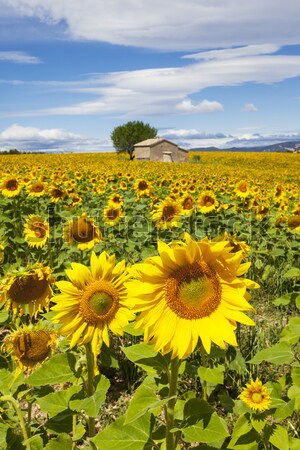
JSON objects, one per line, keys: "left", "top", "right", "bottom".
{"left": 111, "top": 121, "right": 157, "bottom": 160}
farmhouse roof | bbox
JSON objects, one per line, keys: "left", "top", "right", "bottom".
{"left": 134, "top": 137, "right": 188, "bottom": 152}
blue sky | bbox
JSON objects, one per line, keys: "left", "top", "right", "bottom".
{"left": 1, "top": 0, "right": 300, "bottom": 152}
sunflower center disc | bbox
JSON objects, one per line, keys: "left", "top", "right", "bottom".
{"left": 80, "top": 280, "right": 119, "bottom": 324}
{"left": 7, "top": 179, "right": 18, "bottom": 190}
{"left": 179, "top": 278, "right": 214, "bottom": 308}
{"left": 162, "top": 206, "right": 175, "bottom": 221}
{"left": 90, "top": 292, "right": 114, "bottom": 315}
{"left": 9, "top": 275, "right": 49, "bottom": 304}
{"left": 166, "top": 262, "right": 221, "bottom": 319}
{"left": 252, "top": 392, "right": 263, "bottom": 403}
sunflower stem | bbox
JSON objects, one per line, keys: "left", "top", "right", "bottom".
{"left": 0, "top": 395, "right": 31, "bottom": 450}
{"left": 84, "top": 342, "right": 97, "bottom": 448}
{"left": 200, "top": 345, "right": 208, "bottom": 401}
{"left": 165, "top": 357, "right": 181, "bottom": 450}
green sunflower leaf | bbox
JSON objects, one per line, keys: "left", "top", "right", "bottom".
{"left": 91, "top": 412, "right": 154, "bottom": 450}
{"left": 248, "top": 342, "right": 293, "bottom": 366}
{"left": 36, "top": 385, "right": 81, "bottom": 418}
{"left": 26, "top": 353, "right": 77, "bottom": 386}
{"left": 125, "top": 376, "right": 172, "bottom": 425}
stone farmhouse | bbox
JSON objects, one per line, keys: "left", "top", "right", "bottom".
{"left": 134, "top": 138, "right": 188, "bottom": 162}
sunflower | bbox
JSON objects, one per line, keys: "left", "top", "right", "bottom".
{"left": 134, "top": 179, "right": 153, "bottom": 198}
{"left": 181, "top": 195, "right": 195, "bottom": 216}
{"left": 65, "top": 193, "right": 83, "bottom": 210}
{"left": 239, "top": 378, "right": 271, "bottom": 411}
{"left": 103, "top": 205, "right": 124, "bottom": 226}
{"left": 108, "top": 193, "right": 123, "bottom": 207}
{"left": 235, "top": 181, "right": 251, "bottom": 199}
{"left": 151, "top": 197, "right": 182, "bottom": 230}
{"left": 51, "top": 251, "right": 135, "bottom": 359}
{"left": 49, "top": 185, "right": 66, "bottom": 203}
{"left": 0, "top": 263, "right": 54, "bottom": 317}
{"left": 24, "top": 215, "right": 50, "bottom": 248}
{"left": 64, "top": 213, "right": 103, "bottom": 250}
{"left": 26, "top": 181, "right": 47, "bottom": 197}
{"left": 287, "top": 215, "right": 300, "bottom": 232}
{"left": 197, "top": 191, "right": 219, "bottom": 214}
{"left": 126, "top": 233, "right": 258, "bottom": 359}
{"left": 0, "top": 176, "right": 22, "bottom": 197}
{"left": 4, "top": 323, "right": 58, "bottom": 373}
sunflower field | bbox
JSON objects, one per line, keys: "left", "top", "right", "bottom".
{"left": 0, "top": 151, "right": 299, "bottom": 450}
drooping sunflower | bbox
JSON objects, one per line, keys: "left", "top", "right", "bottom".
{"left": 64, "top": 213, "right": 103, "bottom": 250}
{"left": 239, "top": 378, "right": 271, "bottom": 411}
{"left": 197, "top": 191, "right": 219, "bottom": 214}
{"left": 24, "top": 214, "right": 50, "bottom": 248}
{"left": 51, "top": 251, "right": 135, "bottom": 358}
{"left": 126, "top": 233, "right": 258, "bottom": 360}
{"left": 103, "top": 205, "right": 124, "bottom": 226}
{"left": 4, "top": 323, "right": 58, "bottom": 374}
{"left": 0, "top": 176, "right": 22, "bottom": 197}
{"left": 26, "top": 181, "right": 47, "bottom": 197}
{"left": 151, "top": 197, "right": 182, "bottom": 230}
{"left": 0, "top": 263, "right": 54, "bottom": 317}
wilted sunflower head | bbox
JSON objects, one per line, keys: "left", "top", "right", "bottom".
{"left": 64, "top": 213, "right": 103, "bottom": 250}
{"left": 0, "top": 263, "right": 54, "bottom": 317}
{"left": 24, "top": 214, "right": 50, "bottom": 248}
{"left": 4, "top": 323, "right": 58, "bottom": 373}
{"left": 0, "top": 176, "right": 22, "bottom": 197}
{"left": 239, "top": 378, "right": 271, "bottom": 412}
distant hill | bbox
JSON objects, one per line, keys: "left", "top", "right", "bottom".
{"left": 191, "top": 141, "right": 300, "bottom": 153}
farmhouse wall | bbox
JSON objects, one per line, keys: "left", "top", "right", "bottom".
{"left": 134, "top": 138, "right": 188, "bottom": 162}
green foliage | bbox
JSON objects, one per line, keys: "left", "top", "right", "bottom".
{"left": 110, "top": 121, "right": 157, "bottom": 160}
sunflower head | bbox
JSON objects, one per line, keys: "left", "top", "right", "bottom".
{"left": 64, "top": 213, "right": 103, "bottom": 250}
{"left": 197, "top": 191, "right": 219, "bottom": 214}
{"left": 51, "top": 251, "right": 135, "bottom": 361}
{"left": 151, "top": 197, "right": 182, "bottom": 230}
{"left": 127, "top": 233, "right": 258, "bottom": 359}
{"left": 26, "top": 181, "right": 47, "bottom": 197}
{"left": 103, "top": 205, "right": 123, "bottom": 226}
{"left": 24, "top": 214, "right": 50, "bottom": 248}
{"left": 239, "top": 378, "right": 271, "bottom": 412}
{"left": 4, "top": 323, "right": 58, "bottom": 373}
{"left": 287, "top": 215, "right": 300, "bottom": 231}
{"left": 0, "top": 176, "right": 22, "bottom": 197}
{"left": 181, "top": 195, "right": 195, "bottom": 216}
{"left": 0, "top": 263, "right": 54, "bottom": 317}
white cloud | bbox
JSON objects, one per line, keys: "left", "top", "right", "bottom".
{"left": 176, "top": 99, "right": 224, "bottom": 113}
{"left": 183, "top": 44, "right": 280, "bottom": 61}
{"left": 4, "top": 47, "right": 300, "bottom": 118}
{"left": 0, "top": 51, "right": 41, "bottom": 64}
{"left": 0, "top": 124, "right": 111, "bottom": 152}
{"left": 3, "top": 1, "right": 300, "bottom": 50}
{"left": 243, "top": 103, "right": 258, "bottom": 112}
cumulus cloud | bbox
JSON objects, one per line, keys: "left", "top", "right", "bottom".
{"left": 3, "top": 1, "right": 300, "bottom": 50}
{"left": 0, "top": 51, "right": 41, "bottom": 64}
{"left": 0, "top": 124, "right": 111, "bottom": 152}
{"left": 176, "top": 99, "right": 224, "bottom": 113}
{"left": 243, "top": 103, "right": 258, "bottom": 112}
